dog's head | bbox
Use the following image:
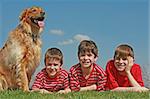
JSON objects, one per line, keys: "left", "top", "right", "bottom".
{"left": 19, "top": 6, "right": 45, "bottom": 33}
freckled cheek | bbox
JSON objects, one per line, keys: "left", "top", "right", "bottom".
{"left": 114, "top": 62, "right": 121, "bottom": 67}
{"left": 79, "top": 56, "right": 83, "bottom": 59}
{"left": 78, "top": 57, "right": 83, "bottom": 61}
{"left": 114, "top": 62, "right": 117, "bottom": 67}
{"left": 46, "top": 67, "right": 51, "bottom": 71}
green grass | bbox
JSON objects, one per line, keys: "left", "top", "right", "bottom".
{"left": 0, "top": 90, "right": 149, "bottom": 99}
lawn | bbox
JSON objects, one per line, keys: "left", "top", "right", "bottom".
{"left": 0, "top": 90, "right": 149, "bottom": 99}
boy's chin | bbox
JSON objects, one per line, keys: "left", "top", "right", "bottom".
{"left": 115, "top": 65, "right": 126, "bottom": 72}
{"left": 48, "top": 72, "right": 57, "bottom": 78}
{"left": 116, "top": 68, "right": 125, "bottom": 72}
{"left": 82, "top": 64, "right": 92, "bottom": 68}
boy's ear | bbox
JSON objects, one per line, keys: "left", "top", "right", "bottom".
{"left": 94, "top": 56, "right": 98, "bottom": 62}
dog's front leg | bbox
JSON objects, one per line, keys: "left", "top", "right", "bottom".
{"left": 0, "top": 74, "right": 8, "bottom": 91}
{"left": 16, "top": 63, "right": 29, "bottom": 92}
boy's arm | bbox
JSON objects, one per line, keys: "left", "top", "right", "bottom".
{"left": 31, "top": 71, "right": 52, "bottom": 94}
{"left": 32, "top": 88, "right": 52, "bottom": 94}
{"left": 125, "top": 56, "right": 141, "bottom": 87}
{"left": 57, "top": 87, "right": 71, "bottom": 94}
{"left": 57, "top": 71, "right": 71, "bottom": 94}
{"left": 70, "top": 71, "right": 96, "bottom": 92}
{"left": 96, "top": 72, "right": 107, "bottom": 91}
{"left": 126, "top": 71, "right": 141, "bottom": 87}
{"left": 111, "top": 87, "right": 149, "bottom": 92}
{"left": 69, "top": 72, "right": 80, "bottom": 91}
{"left": 32, "top": 73, "right": 43, "bottom": 90}
{"left": 80, "top": 67, "right": 107, "bottom": 91}
{"left": 80, "top": 84, "right": 97, "bottom": 91}
{"left": 32, "top": 79, "right": 52, "bottom": 94}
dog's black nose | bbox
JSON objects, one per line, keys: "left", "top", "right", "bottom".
{"left": 41, "top": 12, "right": 45, "bottom": 16}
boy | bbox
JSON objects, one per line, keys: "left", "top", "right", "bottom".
{"left": 69, "top": 40, "right": 107, "bottom": 92}
{"left": 32, "top": 48, "right": 71, "bottom": 94}
{"left": 105, "top": 44, "right": 149, "bottom": 92}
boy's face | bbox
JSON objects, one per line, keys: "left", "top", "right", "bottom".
{"left": 78, "top": 52, "right": 97, "bottom": 68}
{"left": 45, "top": 58, "right": 61, "bottom": 78}
{"left": 114, "top": 57, "right": 128, "bottom": 72}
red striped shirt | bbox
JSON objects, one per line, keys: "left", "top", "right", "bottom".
{"left": 69, "top": 63, "right": 107, "bottom": 91}
{"left": 32, "top": 68, "right": 69, "bottom": 92}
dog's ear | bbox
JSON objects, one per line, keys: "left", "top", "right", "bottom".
{"left": 19, "top": 8, "right": 29, "bottom": 21}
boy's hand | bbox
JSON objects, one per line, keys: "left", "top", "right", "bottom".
{"left": 80, "top": 84, "right": 97, "bottom": 91}
{"left": 39, "top": 89, "right": 52, "bottom": 94}
{"left": 125, "top": 56, "right": 134, "bottom": 73}
{"left": 58, "top": 90, "right": 65, "bottom": 94}
{"left": 32, "top": 89, "right": 52, "bottom": 94}
{"left": 132, "top": 87, "right": 150, "bottom": 92}
{"left": 58, "top": 88, "right": 71, "bottom": 94}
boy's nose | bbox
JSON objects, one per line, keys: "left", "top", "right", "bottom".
{"left": 119, "top": 59, "right": 124, "bottom": 63}
{"left": 84, "top": 55, "right": 89, "bottom": 59}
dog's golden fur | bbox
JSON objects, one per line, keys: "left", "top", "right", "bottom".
{"left": 0, "top": 6, "right": 45, "bottom": 91}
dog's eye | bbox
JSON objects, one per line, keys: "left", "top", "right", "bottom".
{"left": 32, "top": 9, "right": 37, "bottom": 13}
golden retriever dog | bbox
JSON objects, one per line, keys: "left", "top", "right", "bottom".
{"left": 0, "top": 6, "right": 45, "bottom": 91}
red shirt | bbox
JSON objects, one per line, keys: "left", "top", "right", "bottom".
{"left": 105, "top": 60, "right": 144, "bottom": 90}
{"left": 32, "top": 68, "right": 69, "bottom": 92}
{"left": 69, "top": 63, "right": 107, "bottom": 91}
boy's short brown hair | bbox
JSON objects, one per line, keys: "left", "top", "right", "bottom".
{"left": 78, "top": 40, "right": 98, "bottom": 58}
{"left": 114, "top": 44, "right": 134, "bottom": 59}
{"left": 44, "top": 48, "right": 63, "bottom": 65}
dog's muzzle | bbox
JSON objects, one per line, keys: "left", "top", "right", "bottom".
{"left": 31, "top": 12, "right": 45, "bottom": 28}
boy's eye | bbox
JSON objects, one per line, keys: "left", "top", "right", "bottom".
{"left": 115, "top": 57, "right": 127, "bottom": 61}
{"left": 80, "top": 54, "right": 85, "bottom": 57}
{"left": 47, "top": 63, "right": 58, "bottom": 66}
{"left": 80, "top": 54, "right": 92, "bottom": 57}
{"left": 54, "top": 64, "right": 58, "bottom": 66}
{"left": 87, "top": 54, "right": 92, "bottom": 57}
{"left": 48, "top": 63, "right": 52, "bottom": 66}
{"left": 122, "top": 58, "right": 127, "bottom": 60}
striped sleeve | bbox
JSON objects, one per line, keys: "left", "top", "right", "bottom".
{"left": 69, "top": 64, "right": 80, "bottom": 91}
{"left": 32, "top": 71, "right": 44, "bottom": 89}
{"left": 61, "top": 69, "right": 70, "bottom": 89}
{"left": 95, "top": 64, "right": 107, "bottom": 91}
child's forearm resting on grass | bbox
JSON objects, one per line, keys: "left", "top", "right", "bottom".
{"left": 111, "top": 87, "right": 149, "bottom": 92}
{"left": 80, "top": 84, "right": 97, "bottom": 91}
{"left": 32, "top": 88, "right": 52, "bottom": 94}
{"left": 57, "top": 88, "right": 71, "bottom": 94}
